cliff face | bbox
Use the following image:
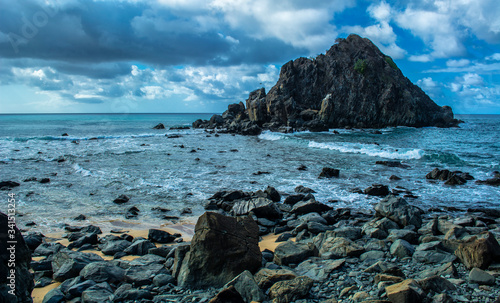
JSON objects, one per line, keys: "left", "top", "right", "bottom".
{"left": 194, "top": 34, "right": 458, "bottom": 134}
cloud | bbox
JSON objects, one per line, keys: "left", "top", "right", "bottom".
{"left": 341, "top": 1, "right": 406, "bottom": 59}
{"left": 446, "top": 59, "right": 470, "bottom": 68}
{"left": 486, "top": 53, "right": 500, "bottom": 61}
{"left": 448, "top": 73, "right": 500, "bottom": 112}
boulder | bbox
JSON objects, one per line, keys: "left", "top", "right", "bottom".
{"left": 0, "top": 211, "right": 34, "bottom": 303}
{"left": 385, "top": 279, "right": 425, "bottom": 303}
{"left": 79, "top": 261, "right": 125, "bottom": 283}
{"left": 125, "top": 263, "right": 169, "bottom": 286}
{"left": 98, "top": 239, "right": 131, "bottom": 255}
{"left": 123, "top": 239, "right": 156, "bottom": 256}
{"left": 148, "top": 229, "right": 176, "bottom": 243}
{"left": 291, "top": 199, "right": 332, "bottom": 215}
{"left": 254, "top": 268, "right": 297, "bottom": 289}
{"left": 113, "top": 194, "right": 130, "bottom": 204}
{"left": 177, "top": 212, "right": 262, "bottom": 288}
{"left": 265, "top": 186, "right": 281, "bottom": 202}
{"left": 390, "top": 239, "right": 415, "bottom": 258}
{"left": 268, "top": 276, "right": 314, "bottom": 303}
{"left": 232, "top": 198, "right": 282, "bottom": 219}
{"left": 81, "top": 282, "right": 113, "bottom": 303}
{"left": 225, "top": 270, "right": 266, "bottom": 303}
{"left": 152, "top": 123, "right": 165, "bottom": 129}
{"left": 317, "top": 236, "right": 364, "bottom": 259}
{"left": 319, "top": 167, "right": 340, "bottom": 178}
{"left": 273, "top": 241, "right": 318, "bottom": 266}
{"left": 0, "top": 181, "right": 20, "bottom": 190}
{"left": 51, "top": 250, "right": 103, "bottom": 281}
{"left": 364, "top": 184, "right": 390, "bottom": 196}
{"left": 374, "top": 196, "right": 422, "bottom": 228}
{"left": 455, "top": 232, "right": 500, "bottom": 269}
{"left": 209, "top": 285, "right": 245, "bottom": 303}
{"left": 469, "top": 267, "right": 495, "bottom": 285}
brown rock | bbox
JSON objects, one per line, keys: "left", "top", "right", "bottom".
{"left": 254, "top": 268, "right": 297, "bottom": 289}
{"left": 385, "top": 279, "right": 425, "bottom": 303}
{"left": 268, "top": 276, "right": 314, "bottom": 303}
{"left": 454, "top": 232, "right": 500, "bottom": 269}
{"left": 177, "top": 212, "right": 262, "bottom": 288}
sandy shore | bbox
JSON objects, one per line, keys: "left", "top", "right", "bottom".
{"left": 31, "top": 221, "right": 284, "bottom": 303}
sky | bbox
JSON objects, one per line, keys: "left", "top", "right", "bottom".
{"left": 0, "top": 0, "right": 499, "bottom": 114}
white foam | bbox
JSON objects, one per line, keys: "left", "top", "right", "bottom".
{"left": 308, "top": 141, "right": 423, "bottom": 160}
{"left": 73, "top": 163, "right": 93, "bottom": 176}
{"left": 258, "top": 131, "right": 284, "bottom": 141}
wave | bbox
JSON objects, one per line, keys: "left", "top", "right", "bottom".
{"left": 308, "top": 141, "right": 423, "bottom": 160}
{"left": 7, "top": 133, "right": 173, "bottom": 142}
{"left": 258, "top": 131, "right": 285, "bottom": 141}
{"left": 73, "top": 163, "right": 92, "bottom": 176}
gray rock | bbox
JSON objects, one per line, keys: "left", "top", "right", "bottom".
{"left": 99, "top": 239, "right": 131, "bottom": 256}
{"left": 390, "top": 239, "right": 415, "bottom": 258}
{"left": 81, "top": 282, "right": 113, "bottom": 303}
{"left": 177, "top": 212, "right": 261, "bottom": 288}
{"left": 362, "top": 217, "right": 399, "bottom": 239}
{"left": 254, "top": 268, "right": 297, "bottom": 290}
{"left": 273, "top": 241, "right": 318, "bottom": 266}
{"left": 307, "top": 221, "right": 328, "bottom": 234}
{"left": 269, "top": 276, "right": 314, "bottom": 303}
{"left": 67, "top": 280, "right": 97, "bottom": 298}
{"left": 148, "top": 229, "right": 176, "bottom": 243}
{"left": 360, "top": 250, "right": 385, "bottom": 262}
{"left": 291, "top": 199, "right": 332, "bottom": 215}
{"left": 34, "top": 242, "right": 65, "bottom": 256}
{"left": 125, "top": 263, "right": 169, "bottom": 286}
{"left": 295, "top": 258, "right": 345, "bottom": 281}
{"left": 123, "top": 239, "right": 156, "bottom": 255}
{"left": 387, "top": 229, "right": 419, "bottom": 244}
{"left": 317, "top": 236, "right": 364, "bottom": 259}
{"left": 330, "top": 227, "right": 362, "bottom": 240}
{"left": 469, "top": 267, "right": 495, "bottom": 285}
{"left": 42, "top": 288, "right": 65, "bottom": 303}
{"left": 225, "top": 270, "right": 266, "bottom": 303}
{"left": 153, "top": 274, "right": 176, "bottom": 287}
{"left": 80, "top": 261, "right": 125, "bottom": 283}
{"left": 374, "top": 195, "right": 422, "bottom": 228}
{"left": 412, "top": 250, "right": 456, "bottom": 264}
{"left": 232, "top": 197, "right": 282, "bottom": 219}
{"left": 52, "top": 250, "right": 103, "bottom": 281}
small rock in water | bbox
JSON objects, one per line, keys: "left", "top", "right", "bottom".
{"left": 0, "top": 180, "right": 20, "bottom": 190}
{"left": 152, "top": 123, "right": 165, "bottom": 129}
{"left": 297, "top": 164, "right": 307, "bottom": 171}
{"left": 364, "top": 184, "right": 389, "bottom": 196}
{"left": 39, "top": 178, "right": 51, "bottom": 184}
{"left": 113, "top": 194, "right": 130, "bottom": 204}
{"left": 318, "top": 167, "right": 340, "bottom": 178}
{"left": 74, "top": 214, "right": 86, "bottom": 221}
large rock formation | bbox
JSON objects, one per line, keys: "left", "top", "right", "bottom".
{"left": 177, "top": 212, "right": 262, "bottom": 289}
{"left": 193, "top": 34, "right": 459, "bottom": 134}
{"left": 0, "top": 211, "right": 34, "bottom": 303}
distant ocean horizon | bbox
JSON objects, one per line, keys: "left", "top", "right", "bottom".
{"left": 1, "top": 113, "right": 499, "bottom": 233}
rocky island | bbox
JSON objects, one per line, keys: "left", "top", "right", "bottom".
{"left": 193, "top": 34, "right": 459, "bottom": 134}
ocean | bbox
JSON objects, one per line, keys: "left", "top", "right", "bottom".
{"left": 1, "top": 113, "right": 499, "bottom": 233}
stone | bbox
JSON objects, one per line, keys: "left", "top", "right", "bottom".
{"left": 454, "top": 231, "right": 500, "bottom": 269}
{"left": 412, "top": 250, "right": 456, "bottom": 264}
{"left": 469, "top": 267, "right": 495, "bottom": 285}
{"left": 232, "top": 198, "right": 282, "bottom": 220}
{"left": 273, "top": 241, "right": 318, "bottom": 266}
{"left": 42, "top": 288, "right": 65, "bottom": 303}
{"left": 99, "top": 239, "right": 131, "bottom": 255}
{"left": 385, "top": 279, "right": 425, "bottom": 303}
{"left": 0, "top": 181, "right": 20, "bottom": 190}
{"left": 254, "top": 268, "right": 297, "bottom": 289}
{"left": 374, "top": 196, "right": 422, "bottom": 228}
{"left": 283, "top": 194, "right": 305, "bottom": 205}
{"left": 330, "top": 227, "right": 362, "bottom": 240}
{"left": 24, "top": 232, "right": 44, "bottom": 251}
{"left": 125, "top": 263, "right": 169, "bottom": 286}
{"left": 364, "top": 184, "right": 390, "bottom": 196}
{"left": 124, "top": 239, "right": 156, "bottom": 256}
{"left": 153, "top": 123, "right": 165, "bottom": 129}
{"left": 294, "top": 185, "right": 316, "bottom": 194}
{"left": 265, "top": 186, "right": 281, "bottom": 202}
{"left": 363, "top": 217, "right": 399, "bottom": 239}
{"left": 79, "top": 261, "right": 125, "bottom": 283}
{"left": 148, "top": 229, "right": 176, "bottom": 243}
{"left": 0, "top": 211, "right": 34, "bottom": 302}
{"left": 295, "top": 258, "right": 345, "bottom": 281}
{"left": 67, "top": 280, "right": 97, "bottom": 298}
{"left": 268, "top": 276, "right": 314, "bottom": 303}
{"left": 51, "top": 250, "right": 103, "bottom": 282}
{"left": 418, "top": 276, "right": 456, "bottom": 293}
{"left": 153, "top": 274, "right": 176, "bottom": 287}
{"left": 81, "top": 282, "right": 113, "bottom": 303}
{"left": 209, "top": 285, "right": 245, "bottom": 303}
{"left": 360, "top": 250, "right": 385, "bottom": 261}
{"left": 225, "top": 270, "right": 266, "bottom": 303}
{"left": 374, "top": 274, "right": 404, "bottom": 284}
{"left": 390, "top": 239, "right": 415, "bottom": 258}
{"left": 319, "top": 167, "right": 340, "bottom": 178}
{"left": 113, "top": 194, "right": 130, "bottom": 204}
{"left": 177, "top": 212, "right": 262, "bottom": 288}
{"left": 317, "top": 236, "right": 364, "bottom": 259}
{"left": 291, "top": 199, "right": 332, "bottom": 215}
{"left": 387, "top": 229, "right": 418, "bottom": 244}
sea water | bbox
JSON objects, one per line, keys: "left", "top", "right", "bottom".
{"left": 0, "top": 114, "right": 499, "bottom": 232}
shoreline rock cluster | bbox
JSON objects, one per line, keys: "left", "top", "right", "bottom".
{"left": 193, "top": 34, "right": 460, "bottom": 135}
{"left": 2, "top": 179, "right": 500, "bottom": 303}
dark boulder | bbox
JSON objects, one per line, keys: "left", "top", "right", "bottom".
{"left": 0, "top": 181, "right": 20, "bottom": 190}
{"left": 113, "top": 194, "right": 130, "bottom": 204}
{"left": 375, "top": 195, "right": 422, "bottom": 228}
{"left": 177, "top": 212, "right": 262, "bottom": 288}
{"left": 148, "top": 229, "right": 176, "bottom": 243}
{"left": 152, "top": 123, "right": 165, "bottom": 129}
{"left": 51, "top": 250, "right": 103, "bottom": 281}
{"left": 364, "top": 184, "right": 390, "bottom": 196}
{"left": 0, "top": 211, "right": 34, "bottom": 303}
{"left": 318, "top": 167, "right": 340, "bottom": 178}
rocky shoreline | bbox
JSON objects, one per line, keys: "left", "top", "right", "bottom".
{"left": 2, "top": 177, "right": 500, "bottom": 303}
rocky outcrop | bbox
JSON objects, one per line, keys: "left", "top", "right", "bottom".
{"left": 0, "top": 211, "right": 34, "bottom": 303}
{"left": 193, "top": 34, "right": 459, "bottom": 134}
{"left": 177, "top": 212, "right": 262, "bottom": 288}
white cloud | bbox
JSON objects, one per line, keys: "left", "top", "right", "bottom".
{"left": 446, "top": 59, "right": 470, "bottom": 67}
{"left": 486, "top": 53, "right": 500, "bottom": 61}
{"left": 342, "top": 2, "right": 406, "bottom": 59}
{"left": 409, "top": 54, "right": 433, "bottom": 62}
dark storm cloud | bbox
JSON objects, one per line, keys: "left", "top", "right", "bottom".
{"left": 0, "top": 0, "right": 304, "bottom": 73}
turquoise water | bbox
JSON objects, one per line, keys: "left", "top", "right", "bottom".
{"left": 0, "top": 114, "right": 499, "bottom": 232}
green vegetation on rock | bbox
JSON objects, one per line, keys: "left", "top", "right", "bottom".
{"left": 354, "top": 59, "right": 367, "bottom": 74}
{"left": 385, "top": 56, "right": 398, "bottom": 70}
